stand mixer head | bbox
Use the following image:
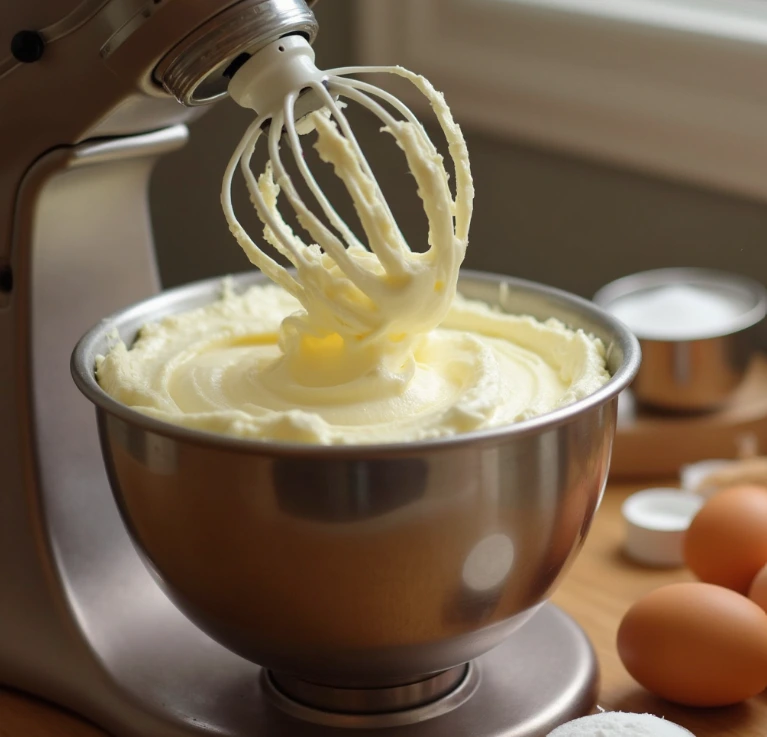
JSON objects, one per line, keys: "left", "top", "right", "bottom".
{"left": 1, "top": 1, "right": 641, "bottom": 735}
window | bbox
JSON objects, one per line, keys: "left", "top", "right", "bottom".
{"left": 357, "top": 0, "right": 767, "bottom": 200}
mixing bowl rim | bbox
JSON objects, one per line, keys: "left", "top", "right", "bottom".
{"left": 71, "top": 269, "right": 641, "bottom": 456}
{"left": 593, "top": 267, "right": 767, "bottom": 342}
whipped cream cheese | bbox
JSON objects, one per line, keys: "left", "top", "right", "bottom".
{"left": 96, "top": 282, "right": 610, "bottom": 445}
{"left": 96, "top": 46, "right": 610, "bottom": 444}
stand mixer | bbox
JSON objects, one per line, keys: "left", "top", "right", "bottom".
{"left": 0, "top": 1, "right": 641, "bottom": 735}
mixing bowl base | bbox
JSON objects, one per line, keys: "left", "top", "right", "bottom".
{"left": 252, "top": 604, "right": 598, "bottom": 735}
{"left": 264, "top": 663, "right": 477, "bottom": 724}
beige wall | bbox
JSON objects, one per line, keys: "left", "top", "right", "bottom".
{"left": 150, "top": 0, "right": 767, "bottom": 297}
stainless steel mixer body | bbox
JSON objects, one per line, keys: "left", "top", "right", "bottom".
{"left": 0, "top": 2, "right": 641, "bottom": 735}
{"left": 0, "top": 2, "right": 325, "bottom": 734}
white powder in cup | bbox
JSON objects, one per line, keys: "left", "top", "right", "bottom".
{"left": 608, "top": 284, "right": 746, "bottom": 340}
{"left": 548, "top": 711, "right": 694, "bottom": 736}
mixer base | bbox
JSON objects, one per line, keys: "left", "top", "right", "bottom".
{"left": 256, "top": 604, "right": 598, "bottom": 736}
{"left": 11, "top": 602, "right": 597, "bottom": 737}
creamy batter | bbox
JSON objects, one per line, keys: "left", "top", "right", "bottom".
{"left": 97, "top": 283, "right": 609, "bottom": 444}
{"left": 96, "top": 47, "right": 610, "bottom": 444}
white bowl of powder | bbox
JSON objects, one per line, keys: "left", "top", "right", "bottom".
{"left": 548, "top": 711, "right": 694, "bottom": 736}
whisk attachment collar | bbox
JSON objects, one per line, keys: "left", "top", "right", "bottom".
{"left": 228, "top": 35, "right": 325, "bottom": 119}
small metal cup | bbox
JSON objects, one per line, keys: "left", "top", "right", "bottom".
{"left": 595, "top": 268, "right": 767, "bottom": 412}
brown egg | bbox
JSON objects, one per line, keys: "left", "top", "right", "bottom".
{"left": 749, "top": 561, "right": 767, "bottom": 612}
{"left": 683, "top": 485, "right": 767, "bottom": 593}
{"left": 617, "top": 582, "right": 767, "bottom": 707}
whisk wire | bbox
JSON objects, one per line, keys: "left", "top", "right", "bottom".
{"left": 313, "top": 81, "right": 411, "bottom": 274}
{"left": 284, "top": 85, "right": 368, "bottom": 259}
{"left": 221, "top": 113, "right": 301, "bottom": 296}
{"left": 250, "top": 100, "right": 379, "bottom": 330}
{"left": 331, "top": 76, "right": 433, "bottom": 152}
{"left": 278, "top": 89, "right": 377, "bottom": 294}
{"left": 328, "top": 66, "right": 474, "bottom": 242}
{"left": 336, "top": 84, "right": 454, "bottom": 263}
{"left": 239, "top": 113, "right": 307, "bottom": 273}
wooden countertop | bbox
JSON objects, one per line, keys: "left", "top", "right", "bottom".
{"left": 552, "top": 485, "right": 767, "bottom": 736}
{"left": 2, "top": 484, "right": 765, "bottom": 736}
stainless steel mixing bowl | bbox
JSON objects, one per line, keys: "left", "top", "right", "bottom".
{"left": 72, "top": 271, "right": 640, "bottom": 690}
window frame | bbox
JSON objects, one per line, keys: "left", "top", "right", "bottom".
{"left": 356, "top": 0, "right": 767, "bottom": 200}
